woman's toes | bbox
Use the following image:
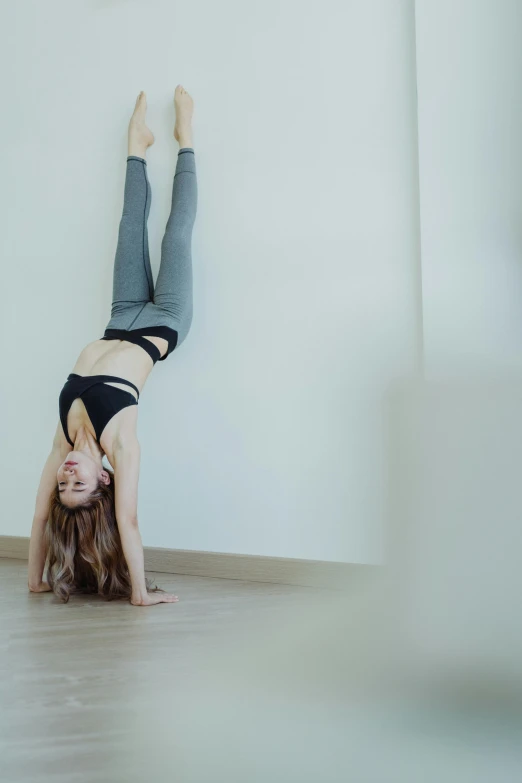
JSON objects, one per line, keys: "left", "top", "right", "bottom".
{"left": 134, "top": 91, "right": 146, "bottom": 114}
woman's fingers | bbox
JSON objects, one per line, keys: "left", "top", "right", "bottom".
{"left": 131, "top": 592, "right": 179, "bottom": 606}
{"left": 159, "top": 593, "right": 179, "bottom": 603}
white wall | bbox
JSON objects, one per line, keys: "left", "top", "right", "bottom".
{"left": 1, "top": 0, "right": 421, "bottom": 563}
{"left": 416, "top": 0, "right": 522, "bottom": 376}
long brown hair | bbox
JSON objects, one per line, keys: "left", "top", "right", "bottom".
{"left": 45, "top": 468, "right": 162, "bottom": 603}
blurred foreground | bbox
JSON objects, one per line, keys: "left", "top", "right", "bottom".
{"left": 2, "top": 374, "right": 522, "bottom": 782}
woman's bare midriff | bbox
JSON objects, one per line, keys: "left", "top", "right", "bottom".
{"left": 71, "top": 336, "right": 169, "bottom": 397}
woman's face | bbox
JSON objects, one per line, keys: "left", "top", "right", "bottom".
{"left": 57, "top": 452, "right": 110, "bottom": 507}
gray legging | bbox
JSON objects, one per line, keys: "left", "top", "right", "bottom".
{"left": 104, "top": 148, "right": 197, "bottom": 347}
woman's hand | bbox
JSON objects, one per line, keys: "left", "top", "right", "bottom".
{"left": 130, "top": 591, "right": 179, "bottom": 607}
{"left": 28, "top": 581, "right": 52, "bottom": 593}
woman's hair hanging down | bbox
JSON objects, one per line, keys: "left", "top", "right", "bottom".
{"left": 45, "top": 468, "right": 162, "bottom": 603}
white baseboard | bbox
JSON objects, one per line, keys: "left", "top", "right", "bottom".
{"left": 0, "top": 535, "right": 370, "bottom": 589}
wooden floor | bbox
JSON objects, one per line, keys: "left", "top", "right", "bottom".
{"left": 3, "top": 557, "right": 518, "bottom": 782}
{"left": 1, "top": 557, "right": 359, "bottom": 783}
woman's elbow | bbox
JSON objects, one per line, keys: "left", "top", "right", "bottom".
{"left": 118, "top": 515, "right": 140, "bottom": 532}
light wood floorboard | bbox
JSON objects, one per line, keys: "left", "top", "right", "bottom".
{"left": 0, "top": 557, "right": 373, "bottom": 783}
{"left": 3, "top": 558, "right": 502, "bottom": 782}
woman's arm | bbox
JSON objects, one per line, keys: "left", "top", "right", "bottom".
{"left": 28, "top": 423, "right": 72, "bottom": 590}
{"left": 112, "top": 435, "right": 179, "bottom": 606}
{"left": 112, "top": 435, "right": 151, "bottom": 602}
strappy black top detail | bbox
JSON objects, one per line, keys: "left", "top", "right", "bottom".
{"left": 59, "top": 374, "right": 140, "bottom": 447}
{"left": 101, "top": 326, "right": 178, "bottom": 364}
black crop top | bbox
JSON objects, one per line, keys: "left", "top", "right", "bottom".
{"left": 59, "top": 374, "right": 140, "bottom": 447}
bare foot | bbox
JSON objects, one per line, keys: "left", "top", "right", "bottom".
{"left": 128, "top": 91, "right": 155, "bottom": 158}
{"left": 174, "top": 84, "right": 194, "bottom": 148}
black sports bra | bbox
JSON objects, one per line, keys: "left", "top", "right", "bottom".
{"left": 59, "top": 374, "right": 140, "bottom": 447}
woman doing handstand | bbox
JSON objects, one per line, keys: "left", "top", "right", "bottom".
{"left": 28, "top": 86, "right": 197, "bottom": 606}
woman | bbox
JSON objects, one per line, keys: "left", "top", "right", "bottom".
{"left": 27, "top": 86, "right": 197, "bottom": 606}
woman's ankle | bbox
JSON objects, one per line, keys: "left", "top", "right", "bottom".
{"left": 177, "top": 133, "right": 193, "bottom": 149}
{"left": 128, "top": 143, "right": 148, "bottom": 159}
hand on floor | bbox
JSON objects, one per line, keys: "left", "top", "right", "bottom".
{"left": 130, "top": 591, "right": 179, "bottom": 607}
{"left": 28, "top": 581, "right": 52, "bottom": 593}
